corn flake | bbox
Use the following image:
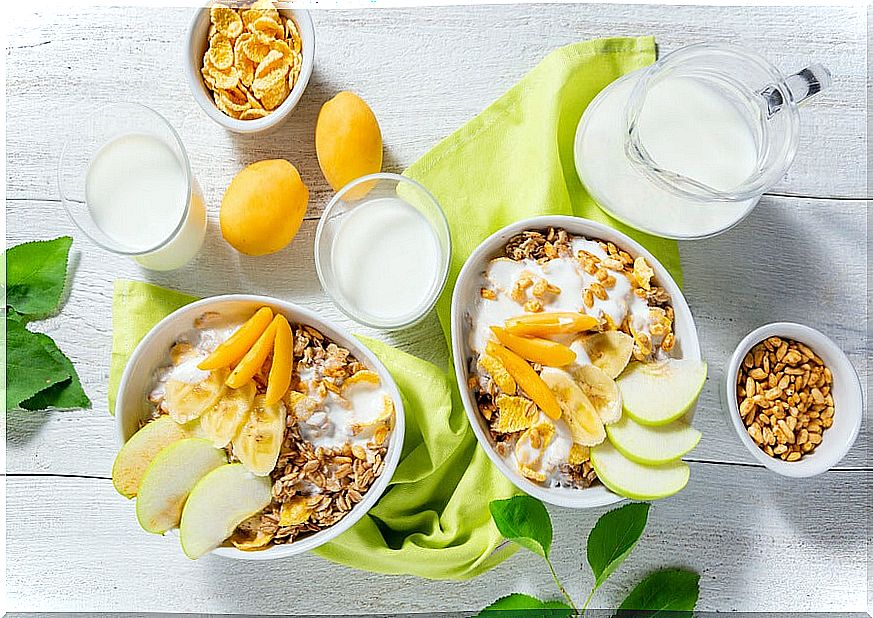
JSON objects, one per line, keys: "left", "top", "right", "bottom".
{"left": 568, "top": 443, "right": 590, "bottom": 465}
{"left": 343, "top": 370, "right": 381, "bottom": 389}
{"left": 232, "top": 530, "right": 274, "bottom": 551}
{"left": 279, "top": 497, "right": 313, "bottom": 526}
{"left": 210, "top": 4, "right": 244, "bottom": 39}
{"left": 477, "top": 353, "right": 516, "bottom": 395}
{"left": 633, "top": 256, "right": 654, "bottom": 291}
{"left": 251, "top": 16, "right": 284, "bottom": 43}
{"left": 200, "top": 0, "right": 304, "bottom": 120}
{"left": 519, "top": 464, "right": 547, "bottom": 483}
{"left": 208, "top": 32, "right": 234, "bottom": 70}
{"left": 494, "top": 394, "right": 537, "bottom": 433}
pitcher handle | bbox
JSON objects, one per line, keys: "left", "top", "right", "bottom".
{"left": 760, "top": 63, "right": 832, "bottom": 116}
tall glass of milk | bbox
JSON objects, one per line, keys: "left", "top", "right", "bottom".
{"left": 58, "top": 103, "right": 207, "bottom": 270}
{"left": 575, "top": 43, "right": 831, "bottom": 239}
{"left": 315, "top": 173, "right": 451, "bottom": 329}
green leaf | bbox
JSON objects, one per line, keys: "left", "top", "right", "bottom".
{"left": 5, "top": 318, "right": 71, "bottom": 410}
{"left": 4, "top": 236, "right": 73, "bottom": 318}
{"left": 489, "top": 495, "right": 553, "bottom": 559}
{"left": 615, "top": 568, "right": 700, "bottom": 617}
{"left": 587, "top": 502, "right": 650, "bottom": 588}
{"left": 21, "top": 338, "right": 90, "bottom": 411}
{"left": 6, "top": 308, "right": 27, "bottom": 323}
{"left": 477, "top": 593, "right": 574, "bottom": 617}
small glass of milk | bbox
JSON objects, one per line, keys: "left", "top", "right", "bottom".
{"left": 315, "top": 173, "right": 451, "bottom": 329}
{"left": 575, "top": 43, "right": 831, "bottom": 240}
{"left": 58, "top": 102, "right": 207, "bottom": 270}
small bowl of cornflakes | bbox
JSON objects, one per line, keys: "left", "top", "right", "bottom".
{"left": 185, "top": 1, "right": 315, "bottom": 134}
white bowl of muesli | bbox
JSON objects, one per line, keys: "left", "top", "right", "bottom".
{"left": 114, "top": 295, "right": 404, "bottom": 560}
{"left": 452, "top": 216, "right": 703, "bottom": 508}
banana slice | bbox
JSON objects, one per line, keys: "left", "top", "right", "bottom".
{"left": 233, "top": 394, "right": 286, "bottom": 476}
{"left": 165, "top": 368, "right": 229, "bottom": 424}
{"left": 575, "top": 331, "right": 634, "bottom": 379}
{"left": 200, "top": 380, "right": 258, "bottom": 447}
{"left": 574, "top": 364, "right": 622, "bottom": 425}
{"left": 539, "top": 367, "right": 605, "bottom": 447}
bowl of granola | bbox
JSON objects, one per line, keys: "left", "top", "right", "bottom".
{"left": 452, "top": 216, "right": 705, "bottom": 508}
{"left": 113, "top": 295, "right": 403, "bottom": 559}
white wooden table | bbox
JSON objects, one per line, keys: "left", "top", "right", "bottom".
{"left": 5, "top": 4, "right": 869, "bottom": 615}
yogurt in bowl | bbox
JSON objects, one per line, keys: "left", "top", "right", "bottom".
{"left": 451, "top": 216, "right": 704, "bottom": 508}
{"left": 114, "top": 295, "right": 404, "bottom": 560}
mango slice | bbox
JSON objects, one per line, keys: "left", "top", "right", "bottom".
{"left": 486, "top": 341, "right": 562, "bottom": 420}
{"left": 226, "top": 316, "right": 280, "bottom": 389}
{"left": 265, "top": 315, "right": 293, "bottom": 405}
{"left": 198, "top": 307, "right": 273, "bottom": 370}
{"left": 504, "top": 312, "right": 599, "bottom": 337}
{"left": 491, "top": 326, "right": 576, "bottom": 367}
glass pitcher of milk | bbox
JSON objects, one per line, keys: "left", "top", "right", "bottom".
{"left": 574, "top": 43, "right": 831, "bottom": 239}
{"left": 58, "top": 103, "right": 207, "bottom": 270}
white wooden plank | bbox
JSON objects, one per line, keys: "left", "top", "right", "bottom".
{"left": 5, "top": 467, "right": 868, "bottom": 613}
{"left": 5, "top": 4, "right": 868, "bottom": 208}
{"left": 6, "top": 196, "right": 868, "bottom": 476}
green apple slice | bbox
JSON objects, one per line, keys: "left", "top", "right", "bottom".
{"left": 135, "top": 438, "right": 227, "bottom": 534}
{"left": 112, "top": 415, "right": 199, "bottom": 498}
{"left": 617, "top": 359, "right": 707, "bottom": 426}
{"left": 606, "top": 415, "right": 701, "bottom": 465}
{"left": 180, "top": 463, "right": 272, "bottom": 559}
{"left": 590, "top": 441, "right": 690, "bottom": 500}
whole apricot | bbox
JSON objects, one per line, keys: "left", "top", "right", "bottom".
{"left": 220, "top": 159, "right": 308, "bottom": 256}
{"left": 315, "top": 91, "right": 382, "bottom": 196}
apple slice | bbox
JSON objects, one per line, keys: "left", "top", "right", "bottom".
{"left": 179, "top": 463, "right": 272, "bottom": 559}
{"left": 590, "top": 441, "right": 690, "bottom": 500}
{"left": 617, "top": 359, "right": 707, "bottom": 426}
{"left": 136, "top": 438, "right": 227, "bottom": 534}
{"left": 112, "top": 415, "right": 198, "bottom": 498}
{"left": 606, "top": 415, "right": 701, "bottom": 465}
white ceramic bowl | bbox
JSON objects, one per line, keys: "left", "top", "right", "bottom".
{"left": 725, "top": 322, "right": 862, "bottom": 478}
{"left": 184, "top": 6, "right": 315, "bottom": 134}
{"left": 115, "top": 294, "right": 405, "bottom": 560}
{"left": 451, "top": 215, "right": 702, "bottom": 508}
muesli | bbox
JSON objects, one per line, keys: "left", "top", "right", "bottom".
{"left": 114, "top": 306, "right": 395, "bottom": 556}
{"left": 465, "top": 228, "right": 676, "bottom": 489}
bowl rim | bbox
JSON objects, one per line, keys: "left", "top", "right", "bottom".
{"left": 450, "top": 215, "right": 702, "bottom": 508}
{"left": 115, "top": 293, "right": 405, "bottom": 560}
{"left": 724, "top": 321, "right": 863, "bottom": 478}
{"left": 184, "top": 5, "right": 315, "bottom": 134}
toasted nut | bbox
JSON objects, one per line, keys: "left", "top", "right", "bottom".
{"left": 736, "top": 335, "right": 833, "bottom": 463}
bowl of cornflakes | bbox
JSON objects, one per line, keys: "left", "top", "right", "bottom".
{"left": 185, "top": 1, "right": 315, "bottom": 134}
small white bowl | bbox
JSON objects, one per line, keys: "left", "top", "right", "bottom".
{"left": 725, "top": 322, "right": 863, "bottom": 478}
{"left": 115, "top": 294, "right": 405, "bottom": 560}
{"left": 184, "top": 6, "right": 315, "bottom": 134}
{"left": 451, "top": 216, "right": 702, "bottom": 508}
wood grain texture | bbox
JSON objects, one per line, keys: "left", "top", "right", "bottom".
{"left": 5, "top": 467, "right": 869, "bottom": 613}
{"left": 5, "top": 4, "right": 868, "bottom": 206}
{"left": 6, "top": 196, "right": 869, "bottom": 475}
{"left": 5, "top": 3, "right": 870, "bottom": 614}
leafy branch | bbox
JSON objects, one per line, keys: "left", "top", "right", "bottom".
{"left": 4, "top": 236, "right": 90, "bottom": 412}
{"left": 480, "top": 496, "right": 699, "bottom": 616}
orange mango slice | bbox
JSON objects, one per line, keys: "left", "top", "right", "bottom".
{"left": 198, "top": 306, "right": 273, "bottom": 370}
{"left": 486, "top": 341, "right": 562, "bottom": 420}
{"left": 491, "top": 326, "right": 576, "bottom": 367}
{"left": 265, "top": 315, "right": 293, "bottom": 405}
{"left": 226, "top": 316, "right": 280, "bottom": 389}
{"left": 504, "top": 312, "right": 599, "bottom": 337}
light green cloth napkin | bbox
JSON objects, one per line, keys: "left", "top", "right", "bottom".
{"left": 109, "top": 36, "right": 676, "bottom": 580}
